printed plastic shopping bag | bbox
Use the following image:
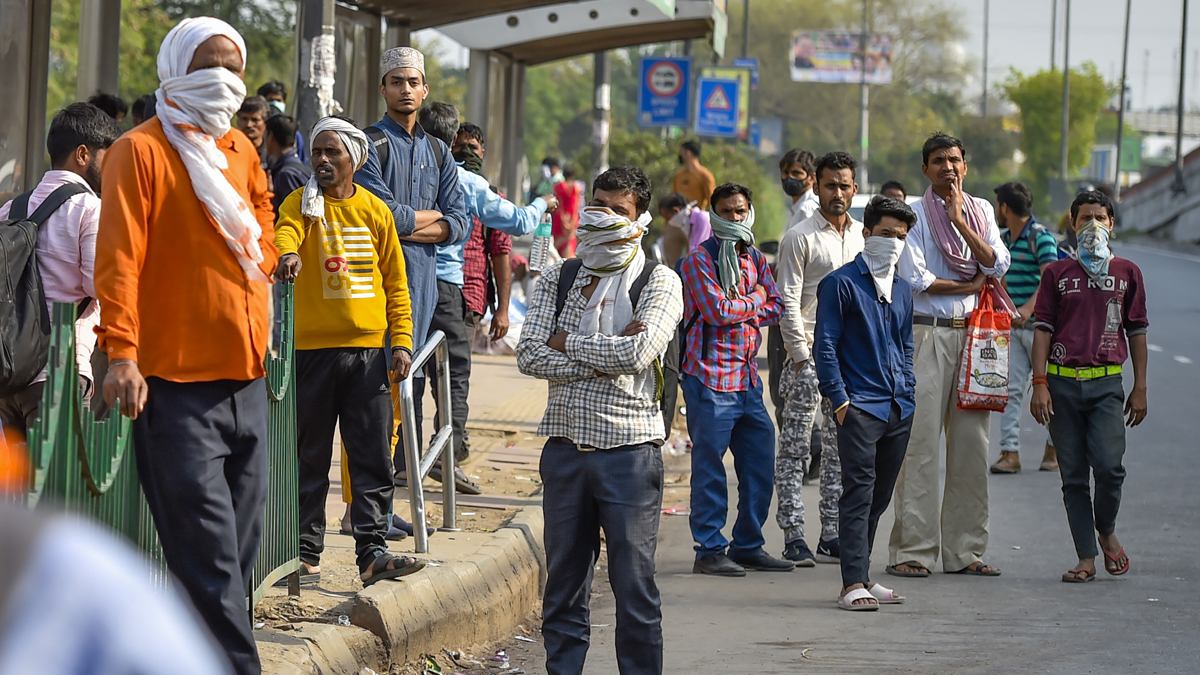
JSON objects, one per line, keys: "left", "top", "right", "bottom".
{"left": 957, "top": 279, "right": 1012, "bottom": 411}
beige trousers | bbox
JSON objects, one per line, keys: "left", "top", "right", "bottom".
{"left": 888, "top": 324, "right": 991, "bottom": 572}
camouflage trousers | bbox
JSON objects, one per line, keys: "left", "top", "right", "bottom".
{"left": 775, "top": 359, "right": 842, "bottom": 542}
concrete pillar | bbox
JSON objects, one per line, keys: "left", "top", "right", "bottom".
{"left": 501, "top": 60, "right": 524, "bottom": 203}
{"left": 386, "top": 19, "right": 411, "bottom": 48}
{"left": 364, "top": 16, "right": 383, "bottom": 123}
{"left": 76, "top": 0, "right": 121, "bottom": 102}
{"left": 25, "top": 0, "right": 52, "bottom": 189}
{"left": 467, "top": 50, "right": 490, "bottom": 127}
{"left": 510, "top": 62, "right": 527, "bottom": 205}
{"left": 591, "top": 51, "right": 611, "bottom": 181}
{"left": 294, "top": 0, "right": 337, "bottom": 143}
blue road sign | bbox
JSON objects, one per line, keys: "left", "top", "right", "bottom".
{"left": 733, "top": 57, "right": 759, "bottom": 89}
{"left": 750, "top": 121, "right": 761, "bottom": 150}
{"left": 638, "top": 57, "right": 691, "bottom": 127}
{"left": 694, "top": 76, "right": 741, "bottom": 138}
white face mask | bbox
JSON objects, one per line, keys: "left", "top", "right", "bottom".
{"left": 861, "top": 235, "right": 906, "bottom": 303}
{"left": 159, "top": 66, "right": 247, "bottom": 139}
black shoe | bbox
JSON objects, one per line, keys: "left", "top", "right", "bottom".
{"left": 782, "top": 539, "right": 817, "bottom": 567}
{"left": 815, "top": 538, "right": 841, "bottom": 564}
{"left": 729, "top": 551, "right": 795, "bottom": 572}
{"left": 693, "top": 553, "right": 747, "bottom": 577}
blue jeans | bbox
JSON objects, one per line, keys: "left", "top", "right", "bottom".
{"left": 682, "top": 374, "right": 776, "bottom": 559}
{"left": 1000, "top": 327, "right": 1052, "bottom": 453}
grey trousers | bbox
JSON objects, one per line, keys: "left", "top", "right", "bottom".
{"left": 1047, "top": 374, "right": 1127, "bottom": 560}
{"left": 540, "top": 438, "right": 664, "bottom": 675}
{"left": 134, "top": 377, "right": 268, "bottom": 675}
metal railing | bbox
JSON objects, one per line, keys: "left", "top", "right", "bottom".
{"left": 18, "top": 283, "right": 300, "bottom": 605}
{"left": 397, "top": 329, "right": 458, "bottom": 553}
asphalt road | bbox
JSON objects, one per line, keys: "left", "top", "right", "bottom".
{"left": 485, "top": 241, "right": 1200, "bottom": 675}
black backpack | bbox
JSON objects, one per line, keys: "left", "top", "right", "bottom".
{"left": 554, "top": 258, "right": 682, "bottom": 438}
{"left": 0, "top": 183, "right": 89, "bottom": 397}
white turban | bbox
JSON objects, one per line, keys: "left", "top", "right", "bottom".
{"left": 301, "top": 117, "right": 370, "bottom": 223}
{"left": 155, "top": 17, "right": 266, "bottom": 282}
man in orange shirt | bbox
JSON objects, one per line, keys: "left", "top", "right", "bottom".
{"left": 94, "top": 17, "right": 278, "bottom": 675}
{"left": 671, "top": 140, "right": 717, "bottom": 210}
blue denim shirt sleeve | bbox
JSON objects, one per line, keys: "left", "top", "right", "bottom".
{"left": 814, "top": 274, "right": 850, "bottom": 411}
{"left": 900, "top": 289, "right": 916, "bottom": 392}
{"left": 356, "top": 142, "right": 417, "bottom": 236}
{"left": 461, "top": 170, "right": 547, "bottom": 236}
{"left": 433, "top": 138, "right": 469, "bottom": 246}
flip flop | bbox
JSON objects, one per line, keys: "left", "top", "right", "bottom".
{"left": 868, "top": 583, "right": 906, "bottom": 604}
{"left": 838, "top": 587, "right": 879, "bottom": 611}
{"left": 949, "top": 562, "right": 1002, "bottom": 576}
{"left": 360, "top": 553, "right": 425, "bottom": 588}
{"left": 886, "top": 562, "right": 931, "bottom": 578}
{"left": 1061, "top": 568, "right": 1096, "bottom": 583}
{"left": 1101, "top": 543, "right": 1130, "bottom": 576}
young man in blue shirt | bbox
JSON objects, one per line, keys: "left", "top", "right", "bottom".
{"left": 815, "top": 196, "right": 917, "bottom": 610}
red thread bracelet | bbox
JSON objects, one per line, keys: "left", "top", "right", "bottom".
{"left": 1032, "top": 375, "right": 1049, "bottom": 387}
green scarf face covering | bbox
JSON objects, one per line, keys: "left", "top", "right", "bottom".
{"left": 453, "top": 146, "right": 484, "bottom": 175}
{"left": 708, "top": 206, "right": 756, "bottom": 296}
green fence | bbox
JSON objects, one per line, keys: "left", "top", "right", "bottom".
{"left": 21, "top": 283, "right": 300, "bottom": 606}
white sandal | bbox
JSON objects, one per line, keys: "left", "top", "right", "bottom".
{"left": 868, "top": 583, "right": 905, "bottom": 604}
{"left": 838, "top": 587, "right": 879, "bottom": 611}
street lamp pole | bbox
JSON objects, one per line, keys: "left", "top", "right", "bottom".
{"left": 742, "top": 0, "right": 750, "bottom": 59}
{"left": 982, "top": 0, "right": 990, "bottom": 117}
{"left": 1060, "top": 0, "right": 1071, "bottom": 182}
{"left": 1051, "top": 0, "right": 1057, "bottom": 70}
{"left": 1172, "top": 0, "right": 1190, "bottom": 194}
{"left": 859, "top": 0, "right": 870, "bottom": 188}
{"left": 1113, "top": 0, "right": 1133, "bottom": 200}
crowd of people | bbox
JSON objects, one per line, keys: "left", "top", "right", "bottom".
{"left": 0, "top": 14, "right": 1151, "bottom": 675}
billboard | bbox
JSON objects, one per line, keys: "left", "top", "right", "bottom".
{"left": 789, "top": 31, "right": 893, "bottom": 84}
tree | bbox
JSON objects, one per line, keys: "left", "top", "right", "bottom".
{"left": 1003, "top": 64, "right": 1111, "bottom": 207}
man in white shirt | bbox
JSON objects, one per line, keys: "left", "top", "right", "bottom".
{"left": 774, "top": 152, "right": 864, "bottom": 566}
{"left": 0, "top": 103, "right": 121, "bottom": 437}
{"left": 781, "top": 148, "right": 819, "bottom": 230}
{"left": 888, "top": 133, "right": 1011, "bottom": 579}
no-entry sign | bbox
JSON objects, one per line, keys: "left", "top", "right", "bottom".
{"left": 638, "top": 57, "right": 691, "bottom": 128}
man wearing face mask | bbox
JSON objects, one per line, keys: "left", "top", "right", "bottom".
{"left": 1030, "top": 190, "right": 1147, "bottom": 584}
{"left": 94, "top": 17, "right": 280, "bottom": 674}
{"left": 780, "top": 148, "right": 819, "bottom": 230}
{"left": 517, "top": 166, "right": 683, "bottom": 675}
{"left": 814, "top": 195, "right": 917, "bottom": 611}
{"left": 773, "top": 151, "right": 863, "bottom": 567}
{"left": 680, "top": 183, "right": 791, "bottom": 577}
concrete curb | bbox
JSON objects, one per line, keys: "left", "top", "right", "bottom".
{"left": 260, "top": 506, "right": 545, "bottom": 674}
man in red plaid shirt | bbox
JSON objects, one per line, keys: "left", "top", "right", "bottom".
{"left": 680, "top": 183, "right": 793, "bottom": 577}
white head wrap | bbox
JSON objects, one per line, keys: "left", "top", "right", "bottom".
{"left": 155, "top": 17, "right": 265, "bottom": 282}
{"left": 381, "top": 47, "right": 425, "bottom": 78}
{"left": 301, "top": 117, "right": 370, "bottom": 223}
{"left": 574, "top": 206, "right": 659, "bottom": 400}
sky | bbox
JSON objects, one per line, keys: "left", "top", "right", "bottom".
{"left": 417, "top": 0, "right": 1198, "bottom": 112}
{"left": 950, "top": 0, "right": 1197, "bottom": 111}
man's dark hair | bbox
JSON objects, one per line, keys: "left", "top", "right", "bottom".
{"left": 711, "top": 182, "right": 754, "bottom": 209}
{"left": 993, "top": 181, "right": 1033, "bottom": 218}
{"left": 863, "top": 195, "right": 916, "bottom": 231}
{"left": 131, "top": 94, "right": 155, "bottom": 122}
{"left": 87, "top": 93, "right": 128, "bottom": 120}
{"left": 779, "top": 148, "right": 816, "bottom": 174}
{"left": 593, "top": 165, "right": 653, "bottom": 216}
{"left": 658, "top": 191, "right": 689, "bottom": 213}
{"left": 1069, "top": 189, "right": 1115, "bottom": 223}
{"left": 457, "top": 122, "right": 485, "bottom": 147}
{"left": 680, "top": 140, "right": 701, "bottom": 159}
{"left": 880, "top": 179, "right": 906, "bottom": 198}
{"left": 257, "top": 80, "right": 287, "bottom": 100}
{"left": 417, "top": 101, "right": 460, "bottom": 147}
{"left": 238, "top": 96, "right": 270, "bottom": 118}
{"left": 264, "top": 114, "right": 299, "bottom": 149}
{"left": 922, "top": 132, "right": 965, "bottom": 165}
{"left": 46, "top": 102, "right": 123, "bottom": 167}
{"left": 814, "top": 151, "right": 859, "bottom": 183}
{"left": 542, "top": 156, "right": 560, "bottom": 169}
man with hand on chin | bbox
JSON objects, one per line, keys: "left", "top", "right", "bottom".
{"left": 890, "top": 133, "right": 1010, "bottom": 580}
{"left": 95, "top": 17, "right": 279, "bottom": 674}
{"left": 275, "top": 116, "right": 423, "bottom": 590}
{"left": 1030, "top": 190, "right": 1148, "bottom": 584}
{"left": 517, "top": 166, "right": 682, "bottom": 675}
{"left": 815, "top": 196, "right": 917, "bottom": 611}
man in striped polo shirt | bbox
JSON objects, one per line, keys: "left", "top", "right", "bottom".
{"left": 990, "top": 182, "right": 1060, "bottom": 474}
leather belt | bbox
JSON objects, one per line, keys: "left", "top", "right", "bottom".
{"left": 1047, "top": 364, "right": 1122, "bottom": 380}
{"left": 549, "top": 436, "right": 598, "bottom": 452}
{"left": 913, "top": 315, "right": 968, "bottom": 328}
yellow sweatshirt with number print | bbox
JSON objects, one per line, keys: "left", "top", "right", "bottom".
{"left": 274, "top": 185, "right": 413, "bottom": 352}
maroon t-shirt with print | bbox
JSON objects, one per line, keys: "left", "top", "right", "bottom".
{"left": 1032, "top": 256, "right": 1149, "bottom": 367}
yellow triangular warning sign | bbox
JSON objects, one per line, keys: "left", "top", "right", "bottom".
{"left": 704, "top": 85, "right": 732, "bottom": 111}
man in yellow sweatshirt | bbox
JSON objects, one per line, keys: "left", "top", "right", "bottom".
{"left": 275, "top": 116, "right": 423, "bottom": 587}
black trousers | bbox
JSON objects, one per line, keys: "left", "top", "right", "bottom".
{"left": 396, "top": 279, "right": 474, "bottom": 473}
{"left": 296, "top": 348, "right": 393, "bottom": 570}
{"left": 836, "top": 403, "right": 913, "bottom": 588}
{"left": 133, "top": 377, "right": 268, "bottom": 675}
{"left": 540, "top": 438, "right": 664, "bottom": 675}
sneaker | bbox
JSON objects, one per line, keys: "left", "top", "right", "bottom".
{"left": 693, "top": 553, "right": 747, "bottom": 577}
{"left": 782, "top": 539, "right": 817, "bottom": 567}
{"left": 729, "top": 551, "right": 795, "bottom": 572}
{"left": 815, "top": 538, "right": 840, "bottom": 564}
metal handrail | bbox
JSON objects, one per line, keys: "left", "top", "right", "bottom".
{"left": 397, "top": 329, "right": 458, "bottom": 554}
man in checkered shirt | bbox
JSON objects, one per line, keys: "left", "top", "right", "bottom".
{"left": 516, "top": 166, "right": 682, "bottom": 675}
